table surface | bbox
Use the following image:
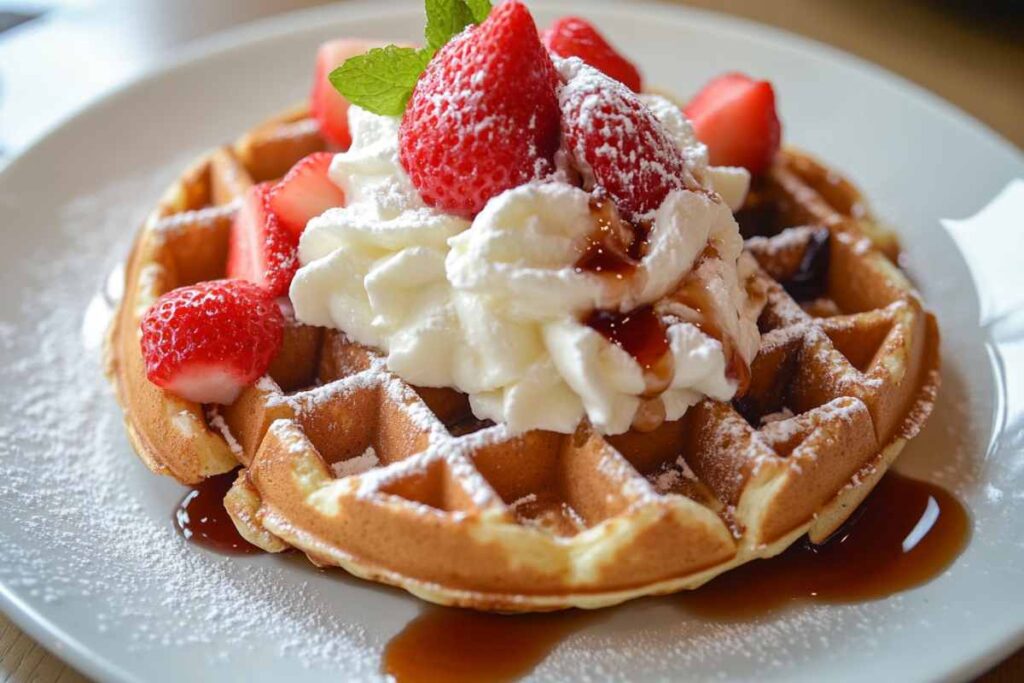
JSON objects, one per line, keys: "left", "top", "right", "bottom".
{"left": 0, "top": 0, "right": 1021, "bottom": 681}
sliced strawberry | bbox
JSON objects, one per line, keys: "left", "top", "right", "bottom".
{"left": 560, "top": 62, "right": 688, "bottom": 220}
{"left": 227, "top": 182, "right": 299, "bottom": 298}
{"left": 683, "top": 72, "right": 781, "bottom": 174}
{"left": 399, "top": 0, "right": 560, "bottom": 218}
{"left": 268, "top": 152, "right": 345, "bottom": 238}
{"left": 311, "top": 39, "right": 391, "bottom": 149}
{"left": 542, "top": 16, "right": 642, "bottom": 92}
{"left": 140, "top": 280, "right": 284, "bottom": 404}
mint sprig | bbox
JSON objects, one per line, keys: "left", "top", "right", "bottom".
{"left": 328, "top": 0, "right": 492, "bottom": 116}
{"left": 329, "top": 46, "right": 434, "bottom": 117}
{"left": 464, "top": 0, "right": 492, "bottom": 23}
{"left": 425, "top": 0, "right": 474, "bottom": 50}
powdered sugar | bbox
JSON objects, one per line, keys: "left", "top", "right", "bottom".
{"left": 150, "top": 200, "right": 239, "bottom": 240}
{"left": 0, "top": 165, "right": 380, "bottom": 677}
{"left": 651, "top": 456, "right": 699, "bottom": 494}
{"left": 331, "top": 446, "right": 379, "bottom": 478}
{"left": 207, "top": 406, "right": 243, "bottom": 456}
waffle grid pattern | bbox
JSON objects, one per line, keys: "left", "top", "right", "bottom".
{"left": 107, "top": 106, "right": 939, "bottom": 611}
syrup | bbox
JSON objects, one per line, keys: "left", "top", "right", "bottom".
{"left": 383, "top": 607, "right": 601, "bottom": 683}
{"left": 574, "top": 196, "right": 644, "bottom": 278}
{"left": 669, "top": 261, "right": 751, "bottom": 393}
{"left": 380, "top": 473, "right": 968, "bottom": 680}
{"left": 584, "top": 305, "right": 669, "bottom": 371}
{"left": 678, "top": 471, "right": 970, "bottom": 620}
{"left": 174, "top": 470, "right": 259, "bottom": 554}
{"left": 779, "top": 227, "right": 830, "bottom": 302}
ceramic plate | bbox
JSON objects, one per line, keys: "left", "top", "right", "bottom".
{"left": 1, "top": 1, "right": 1022, "bottom": 681}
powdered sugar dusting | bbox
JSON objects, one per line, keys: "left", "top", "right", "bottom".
{"left": 0, "top": 164, "right": 380, "bottom": 677}
{"left": 207, "top": 406, "right": 243, "bottom": 456}
{"left": 331, "top": 446, "right": 379, "bottom": 479}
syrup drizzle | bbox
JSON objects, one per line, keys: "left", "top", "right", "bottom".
{"left": 383, "top": 607, "right": 602, "bottom": 683}
{"left": 584, "top": 306, "right": 669, "bottom": 371}
{"left": 779, "top": 227, "right": 831, "bottom": 302}
{"left": 575, "top": 197, "right": 671, "bottom": 374}
{"left": 574, "top": 196, "right": 646, "bottom": 277}
{"left": 174, "top": 470, "right": 259, "bottom": 554}
{"left": 573, "top": 198, "right": 751, "bottom": 395}
{"left": 678, "top": 471, "right": 970, "bottom": 619}
{"left": 380, "top": 472, "right": 969, "bottom": 681}
{"left": 668, "top": 256, "right": 751, "bottom": 394}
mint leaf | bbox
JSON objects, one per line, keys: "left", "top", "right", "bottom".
{"left": 425, "top": 0, "right": 474, "bottom": 50}
{"left": 329, "top": 46, "right": 434, "bottom": 117}
{"left": 328, "top": 0, "right": 493, "bottom": 117}
{"left": 464, "top": 0, "right": 492, "bottom": 24}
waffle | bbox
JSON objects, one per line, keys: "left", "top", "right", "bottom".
{"left": 106, "top": 105, "right": 939, "bottom": 611}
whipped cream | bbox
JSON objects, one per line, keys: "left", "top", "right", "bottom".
{"left": 291, "top": 88, "right": 761, "bottom": 435}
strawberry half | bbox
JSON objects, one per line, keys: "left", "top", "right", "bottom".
{"left": 683, "top": 72, "right": 781, "bottom": 174}
{"left": 542, "top": 16, "right": 642, "bottom": 92}
{"left": 399, "top": 0, "right": 560, "bottom": 218}
{"left": 560, "top": 62, "right": 689, "bottom": 220}
{"left": 311, "top": 39, "right": 390, "bottom": 149}
{"left": 227, "top": 182, "right": 299, "bottom": 298}
{"left": 140, "top": 280, "right": 284, "bottom": 405}
{"left": 268, "top": 152, "right": 345, "bottom": 238}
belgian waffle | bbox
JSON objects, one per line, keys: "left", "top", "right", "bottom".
{"left": 106, "top": 105, "right": 939, "bottom": 611}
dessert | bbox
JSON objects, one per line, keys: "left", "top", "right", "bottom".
{"left": 106, "top": 0, "right": 939, "bottom": 611}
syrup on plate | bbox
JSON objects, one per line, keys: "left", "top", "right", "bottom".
{"left": 678, "top": 470, "right": 970, "bottom": 620}
{"left": 383, "top": 607, "right": 602, "bottom": 683}
{"left": 381, "top": 472, "right": 969, "bottom": 681}
{"left": 174, "top": 470, "right": 259, "bottom": 554}
{"left": 172, "top": 466, "right": 969, "bottom": 680}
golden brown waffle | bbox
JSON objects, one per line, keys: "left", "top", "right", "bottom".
{"left": 106, "top": 106, "right": 939, "bottom": 611}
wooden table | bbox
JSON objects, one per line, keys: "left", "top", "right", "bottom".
{"left": 0, "top": 1, "right": 1020, "bottom": 681}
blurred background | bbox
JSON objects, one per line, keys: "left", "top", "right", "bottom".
{"left": 0, "top": 0, "right": 1021, "bottom": 165}
{"left": 0, "top": 1, "right": 1021, "bottom": 682}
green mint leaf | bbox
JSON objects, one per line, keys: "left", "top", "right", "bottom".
{"left": 425, "top": 0, "right": 474, "bottom": 50}
{"left": 464, "top": 0, "right": 492, "bottom": 24}
{"left": 329, "top": 46, "right": 434, "bottom": 117}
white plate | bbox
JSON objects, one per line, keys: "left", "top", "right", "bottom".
{"left": 1, "top": 1, "right": 1022, "bottom": 681}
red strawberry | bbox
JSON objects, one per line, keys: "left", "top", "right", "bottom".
{"left": 683, "top": 72, "right": 781, "bottom": 174}
{"left": 227, "top": 182, "right": 299, "bottom": 298}
{"left": 399, "top": 0, "right": 560, "bottom": 218}
{"left": 268, "top": 152, "right": 345, "bottom": 238}
{"left": 140, "top": 280, "right": 284, "bottom": 404}
{"left": 541, "top": 17, "right": 642, "bottom": 92}
{"left": 311, "top": 39, "right": 390, "bottom": 149}
{"left": 560, "top": 63, "right": 689, "bottom": 220}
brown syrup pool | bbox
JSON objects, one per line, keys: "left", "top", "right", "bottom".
{"left": 383, "top": 608, "right": 602, "bottom": 683}
{"left": 172, "top": 470, "right": 969, "bottom": 680}
{"left": 174, "top": 470, "right": 259, "bottom": 554}
{"left": 381, "top": 472, "right": 969, "bottom": 681}
{"left": 678, "top": 470, "right": 970, "bottom": 620}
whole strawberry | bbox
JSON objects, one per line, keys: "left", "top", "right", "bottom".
{"left": 560, "top": 61, "right": 690, "bottom": 221}
{"left": 399, "top": 0, "right": 560, "bottom": 217}
{"left": 140, "top": 279, "right": 284, "bottom": 405}
{"left": 542, "top": 16, "right": 642, "bottom": 92}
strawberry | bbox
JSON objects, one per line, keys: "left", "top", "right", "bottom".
{"left": 399, "top": 0, "right": 560, "bottom": 218}
{"left": 683, "top": 72, "right": 781, "bottom": 174}
{"left": 560, "top": 63, "right": 689, "bottom": 220}
{"left": 268, "top": 152, "right": 345, "bottom": 238}
{"left": 140, "top": 280, "right": 284, "bottom": 404}
{"left": 311, "top": 39, "right": 390, "bottom": 149}
{"left": 227, "top": 182, "right": 299, "bottom": 298}
{"left": 541, "top": 17, "right": 642, "bottom": 92}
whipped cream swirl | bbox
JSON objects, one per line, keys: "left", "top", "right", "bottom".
{"left": 291, "top": 95, "right": 761, "bottom": 435}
